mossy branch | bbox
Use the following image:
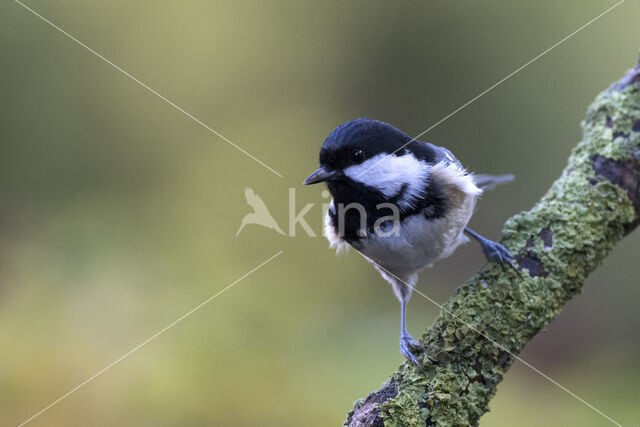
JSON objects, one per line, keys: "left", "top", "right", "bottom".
{"left": 346, "top": 56, "right": 640, "bottom": 427}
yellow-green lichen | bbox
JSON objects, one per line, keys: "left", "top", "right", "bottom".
{"left": 346, "top": 60, "right": 640, "bottom": 427}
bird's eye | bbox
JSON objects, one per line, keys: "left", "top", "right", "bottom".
{"left": 351, "top": 149, "right": 365, "bottom": 163}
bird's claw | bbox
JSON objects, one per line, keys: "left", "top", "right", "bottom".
{"left": 400, "top": 334, "right": 424, "bottom": 367}
{"left": 481, "top": 240, "right": 521, "bottom": 277}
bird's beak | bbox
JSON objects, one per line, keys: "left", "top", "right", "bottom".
{"left": 303, "top": 167, "right": 337, "bottom": 185}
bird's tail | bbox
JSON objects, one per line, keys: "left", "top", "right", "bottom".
{"left": 473, "top": 174, "right": 514, "bottom": 191}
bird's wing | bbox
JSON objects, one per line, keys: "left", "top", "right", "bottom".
{"left": 244, "top": 187, "right": 268, "bottom": 211}
{"left": 472, "top": 174, "right": 515, "bottom": 191}
{"left": 244, "top": 187, "right": 255, "bottom": 200}
{"left": 410, "top": 140, "right": 463, "bottom": 168}
{"left": 412, "top": 141, "right": 514, "bottom": 191}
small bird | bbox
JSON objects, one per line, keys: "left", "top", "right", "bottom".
{"left": 303, "top": 118, "right": 517, "bottom": 366}
{"left": 236, "top": 187, "right": 285, "bottom": 236}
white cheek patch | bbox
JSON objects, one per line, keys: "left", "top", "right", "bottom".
{"left": 343, "top": 153, "right": 429, "bottom": 209}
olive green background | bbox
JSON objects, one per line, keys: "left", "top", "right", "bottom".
{"left": 1, "top": 1, "right": 639, "bottom": 426}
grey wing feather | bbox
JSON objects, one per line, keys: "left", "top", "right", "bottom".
{"left": 427, "top": 144, "right": 514, "bottom": 190}
{"left": 473, "top": 174, "right": 515, "bottom": 191}
{"left": 416, "top": 141, "right": 514, "bottom": 191}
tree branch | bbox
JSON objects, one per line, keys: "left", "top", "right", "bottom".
{"left": 345, "top": 56, "right": 640, "bottom": 427}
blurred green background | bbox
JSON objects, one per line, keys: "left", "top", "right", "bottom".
{"left": 2, "top": 1, "right": 639, "bottom": 426}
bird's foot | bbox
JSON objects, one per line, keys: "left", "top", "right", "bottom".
{"left": 480, "top": 239, "right": 521, "bottom": 276}
{"left": 399, "top": 333, "right": 424, "bottom": 367}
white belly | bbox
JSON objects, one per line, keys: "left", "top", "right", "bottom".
{"left": 323, "top": 160, "right": 482, "bottom": 280}
{"left": 355, "top": 211, "right": 469, "bottom": 275}
{"left": 326, "top": 191, "right": 477, "bottom": 279}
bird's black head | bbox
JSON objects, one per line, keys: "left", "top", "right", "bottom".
{"left": 303, "top": 118, "right": 413, "bottom": 186}
{"left": 303, "top": 119, "right": 447, "bottom": 242}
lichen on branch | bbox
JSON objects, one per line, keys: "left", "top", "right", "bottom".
{"left": 346, "top": 57, "right": 640, "bottom": 427}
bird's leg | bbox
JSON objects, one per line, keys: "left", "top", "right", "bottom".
{"left": 385, "top": 273, "right": 425, "bottom": 366}
{"left": 399, "top": 297, "right": 423, "bottom": 367}
{"left": 464, "top": 228, "right": 520, "bottom": 275}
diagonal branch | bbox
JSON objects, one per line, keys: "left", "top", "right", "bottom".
{"left": 346, "top": 55, "right": 640, "bottom": 427}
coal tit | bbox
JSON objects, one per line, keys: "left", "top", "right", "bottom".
{"left": 304, "top": 118, "right": 518, "bottom": 366}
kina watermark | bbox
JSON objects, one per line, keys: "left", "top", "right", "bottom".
{"left": 236, "top": 187, "right": 401, "bottom": 238}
